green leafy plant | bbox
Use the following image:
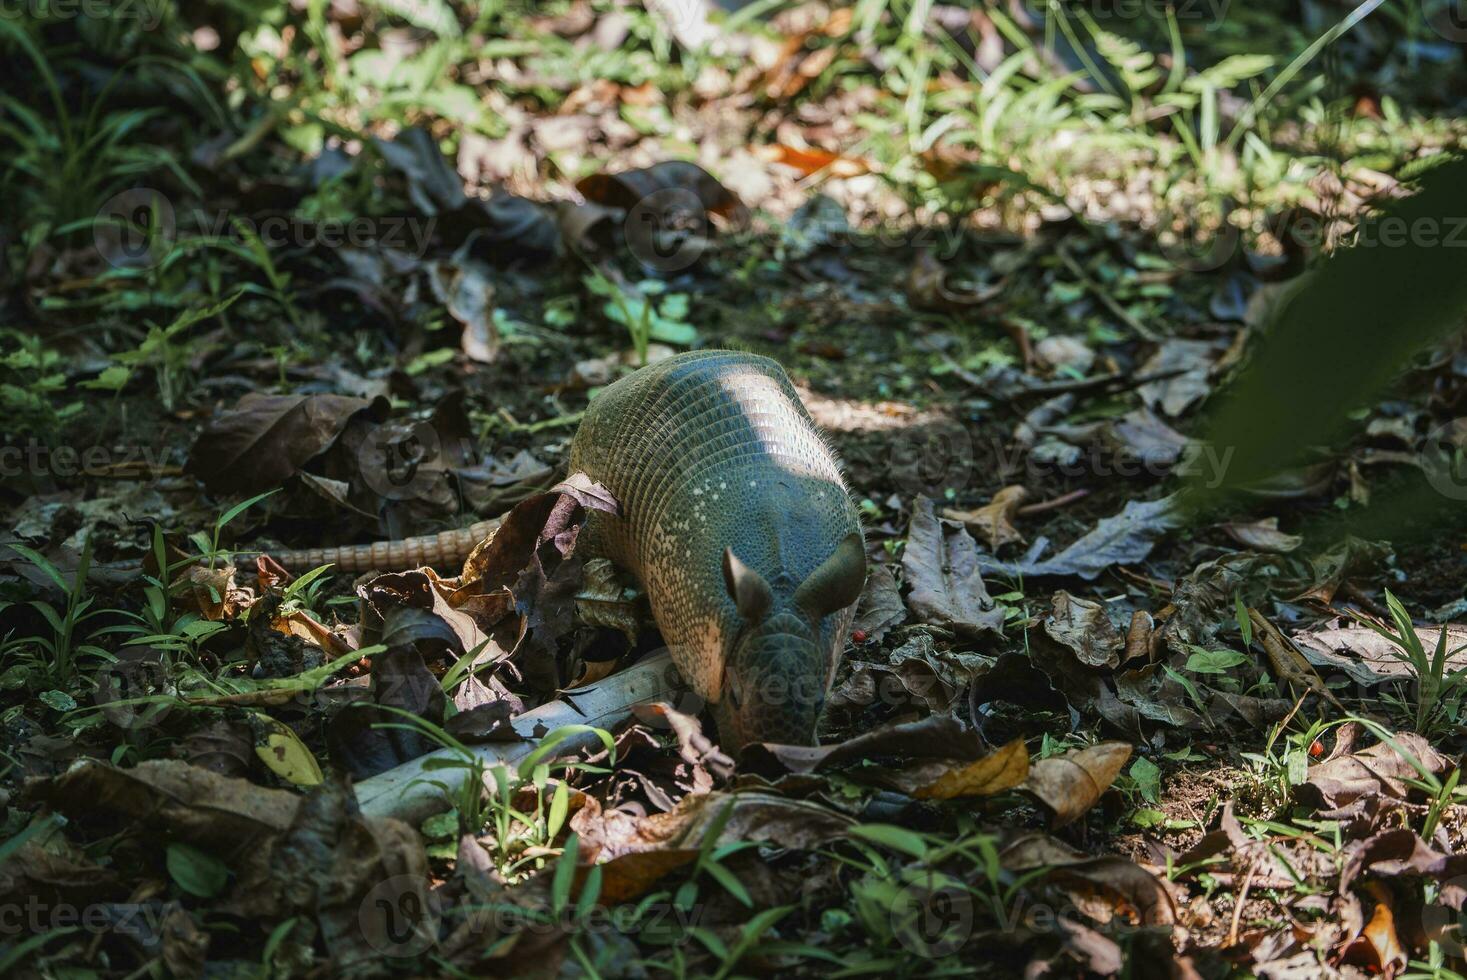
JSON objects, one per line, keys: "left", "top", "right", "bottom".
{"left": 5, "top": 537, "right": 108, "bottom": 689}
{"left": 1238, "top": 714, "right": 1333, "bottom": 816}
{"left": 826, "top": 823, "right": 1039, "bottom": 974}
{"left": 192, "top": 489, "right": 280, "bottom": 571}
{"left": 98, "top": 491, "right": 278, "bottom": 668}
{"left": 96, "top": 292, "right": 243, "bottom": 410}
{"left": 373, "top": 710, "right": 616, "bottom": 881}
{"left": 0, "top": 20, "right": 205, "bottom": 245}
{"left": 0, "top": 330, "right": 83, "bottom": 440}
{"left": 1355, "top": 589, "right": 1467, "bottom": 738}
{"left": 583, "top": 270, "right": 696, "bottom": 364}
{"left": 278, "top": 564, "right": 335, "bottom": 617}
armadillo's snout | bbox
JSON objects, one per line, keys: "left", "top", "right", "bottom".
{"left": 718, "top": 616, "right": 828, "bottom": 748}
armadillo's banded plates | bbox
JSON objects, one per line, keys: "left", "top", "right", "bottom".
{"left": 568, "top": 350, "right": 859, "bottom": 700}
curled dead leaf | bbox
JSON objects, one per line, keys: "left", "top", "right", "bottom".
{"left": 576, "top": 160, "right": 745, "bottom": 221}
{"left": 754, "top": 143, "right": 870, "bottom": 178}
{"left": 1042, "top": 591, "right": 1125, "bottom": 670}
{"left": 851, "top": 564, "right": 906, "bottom": 645}
{"left": 186, "top": 392, "right": 377, "bottom": 494}
{"left": 1248, "top": 607, "right": 1346, "bottom": 714}
{"left": 1001, "top": 832, "right": 1177, "bottom": 928}
{"left": 1022, "top": 741, "right": 1133, "bottom": 827}
{"left": 1301, "top": 734, "right": 1452, "bottom": 811}
{"left": 1219, "top": 517, "right": 1303, "bottom": 553}
{"left": 943, "top": 485, "right": 1028, "bottom": 551}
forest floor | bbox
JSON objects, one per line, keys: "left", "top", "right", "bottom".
{"left": 4, "top": 2, "right": 1467, "bottom": 977}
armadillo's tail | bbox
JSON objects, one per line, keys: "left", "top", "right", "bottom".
{"left": 270, "top": 519, "right": 502, "bottom": 574}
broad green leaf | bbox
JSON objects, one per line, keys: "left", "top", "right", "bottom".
{"left": 847, "top": 824, "right": 929, "bottom": 860}
{"left": 167, "top": 842, "right": 229, "bottom": 897}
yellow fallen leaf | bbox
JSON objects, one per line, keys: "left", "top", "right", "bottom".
{"left": 914, "top": 738, "right": 1029, "bottom": 800}
{"left": 252, "top": 716, "right": 323, "bottom": 786}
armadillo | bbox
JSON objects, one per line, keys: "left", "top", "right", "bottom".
{"left": 279, "top": 350, "right": 866, "bottom": 747}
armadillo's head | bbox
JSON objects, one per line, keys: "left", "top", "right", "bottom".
{"left": 713, "top": 532, "right": 866, "bottom": 750}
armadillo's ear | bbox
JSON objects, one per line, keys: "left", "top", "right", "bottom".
{"left": 723, "top": 547, "right": 773, "bottom": 623}
{"left": 793, "top": 532, "right": 866, "bottom": 617}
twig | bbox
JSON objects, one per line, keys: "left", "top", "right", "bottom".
{"left": 1001, "top": 366, "right": 1192, "bottom": 402}
{"left": 1113, "top": 566, "right": 1173, "bottom": 593}
{"left": 1056, "top": 242, "right": 1160, "bottom": 341}
{"left": 1249, "top": 608, "right": 1349, "bottom": 716}
{"left": 1340, "top": 581, "right": 1390, "bottom": 619}
{"left": 1016, "top": 488, "right": 1089, "bottom": 516}
{"left": 1206, "top": 872, "right": 1298, "bottom": 890}
{"left": 1227, "top": 854, "right": 1260, "bottom": 947}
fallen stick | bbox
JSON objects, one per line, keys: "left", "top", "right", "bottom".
{"left": 1016, "top": 488, "right": 1090, "bottom": 516}
{"left": 355, "top": 652, "right": 682, "bottom": 824}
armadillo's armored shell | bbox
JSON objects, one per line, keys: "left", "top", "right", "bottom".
{"left": 568, "top": 350, "right": 862, "bottom": 741}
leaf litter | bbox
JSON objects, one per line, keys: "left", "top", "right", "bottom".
{"left": 6, "top": 4, "right": 1467, "bottom": 976}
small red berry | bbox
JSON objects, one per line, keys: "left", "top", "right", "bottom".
{"left": 852, "top": 629, "right": 869, "bottom": 644}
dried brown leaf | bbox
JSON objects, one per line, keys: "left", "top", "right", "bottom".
{"left": 851, "top": 563, "right": 906, "bottom": 643}
{"left": 1043, "top": 591, "right": 1125, "bottom": 670}
{"left": 913, "top": 738, "right": 1029, "bottom": 800}
{"left": 903, "top": 496, "right": 1005, "bottom": 637}
{"left": 943, "top": 485, "right": 1028, "bottom": 551}
{"left": 978, "top": 495, "right": 1182, "bottom": 582}
{"left": 575, "top": 160, "right": 744, "bottom": 220}
{"left": 186, "top": 392, "right": 376, "bottom": 494}
{"left": 1301, "top": 734, "right": 1452, "bottom": 811}
{"left": 1022, "top": 741, "right": 1133, "bottom": 827}
{"left": 1219, "top": 517, "right": 1303, "bottom": 553}
{"left": 1001, "top": 832, "right": 1176, "bottom": 926}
